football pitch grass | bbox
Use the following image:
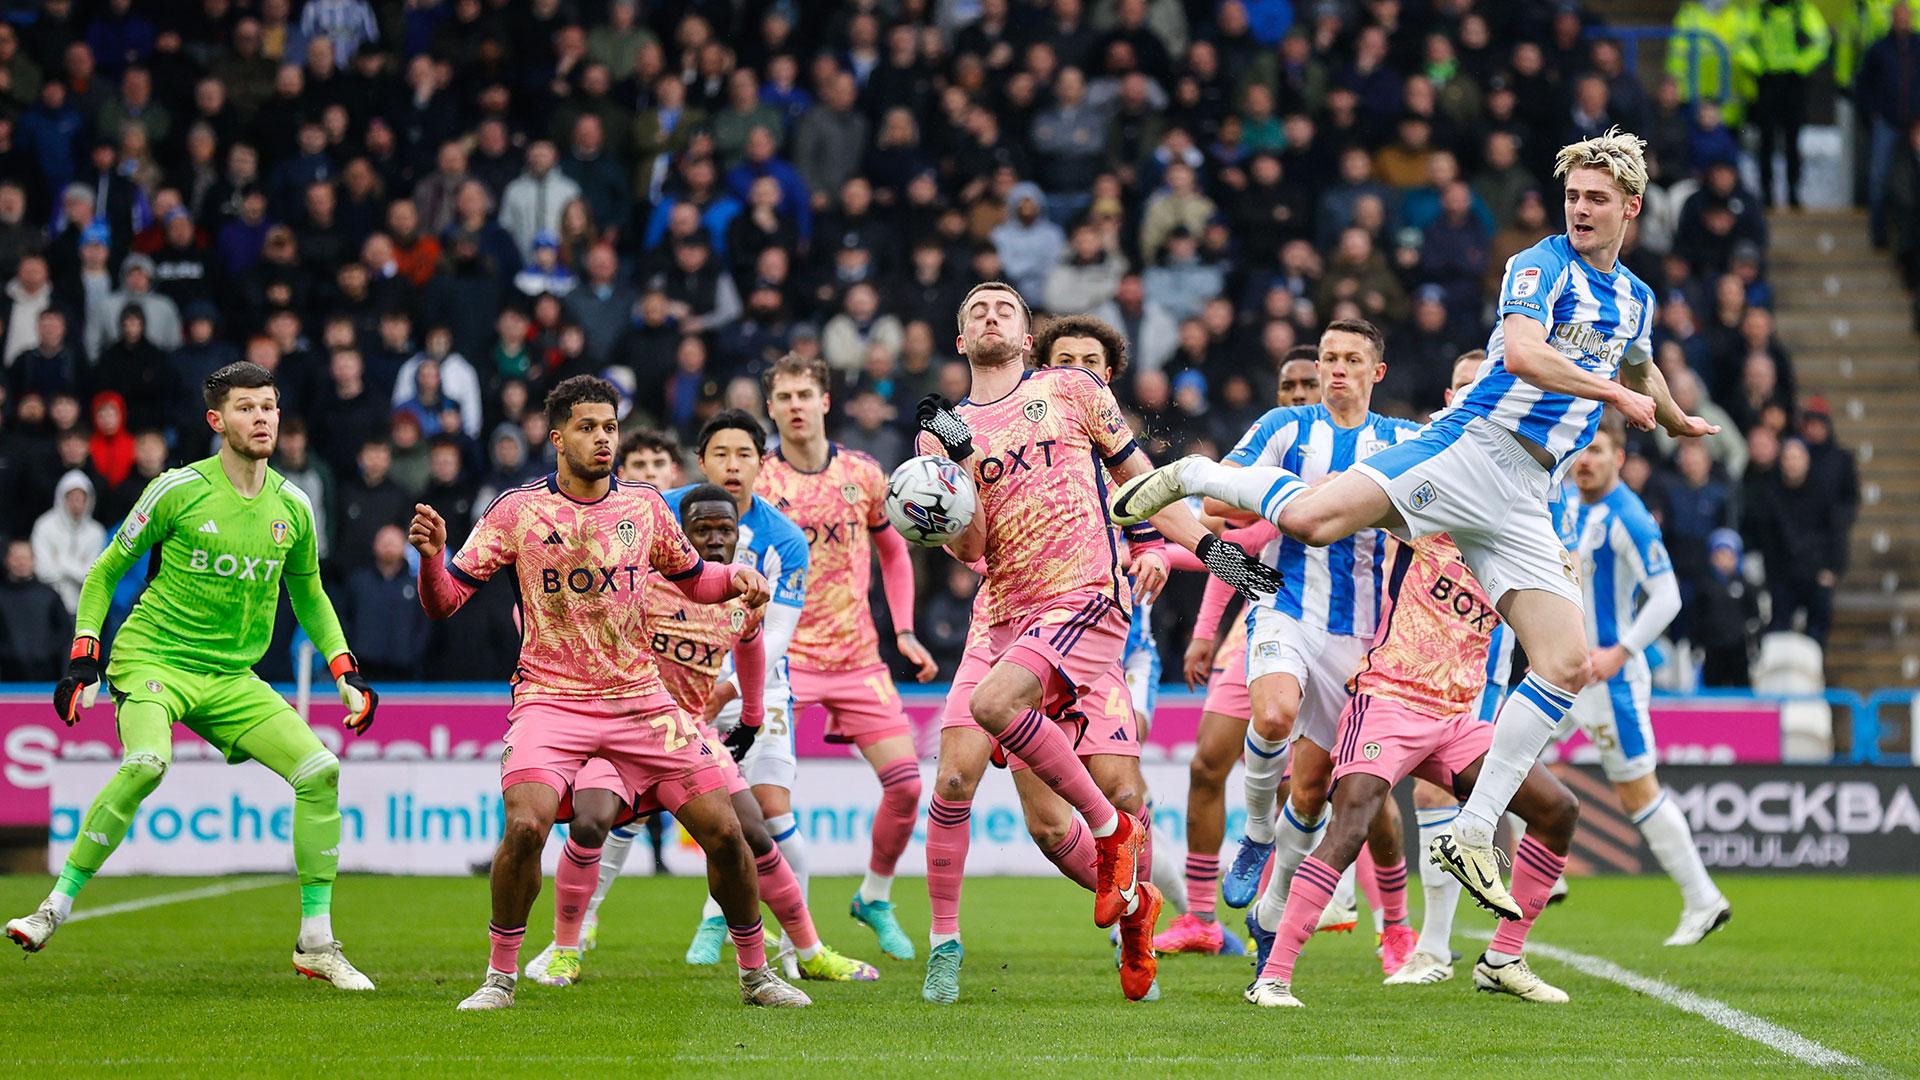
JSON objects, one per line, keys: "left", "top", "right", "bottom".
{"left": 0, "top": 873, "right": 1912, "bottom": 1078}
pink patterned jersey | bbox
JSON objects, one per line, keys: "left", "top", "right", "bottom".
{"left": 1348, "top": 534, "right": 1501, "bottom": 721}
{"left": 451, "top": 475, "right": 703, "bottom": 700}
{"left": 756, "top": 444, "right": 889, "bottom": 671}
{"left": 643, "top": 571, "right": 762, "bottom": 715}
{"left": 916, "top": 367, "right": 1138, "bottom": 627}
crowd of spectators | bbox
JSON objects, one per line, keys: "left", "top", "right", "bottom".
{"left": 0, "top": 0, "right": 1859, "bottom": 687}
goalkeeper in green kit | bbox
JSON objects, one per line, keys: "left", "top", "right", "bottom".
{"left": 5, "top": 362, "right": 380, "bottom": 990}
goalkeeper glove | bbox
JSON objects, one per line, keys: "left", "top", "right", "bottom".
{"left": 330, "top": 653, "right": 379, "bottom": 733}
{"left": 53, "top": 636, "right": 101, "bottom": 726}
{"left": 916, "top": 394, "right": 975, "bottom": 462}
{"left": 1196, "top": 534, "right": 1285, "bottom": 603}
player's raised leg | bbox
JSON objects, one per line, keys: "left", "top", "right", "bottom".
{"left": 970, "top": 660, "right": 1141, "bottom": 928}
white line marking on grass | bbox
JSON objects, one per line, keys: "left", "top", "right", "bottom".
{"left": 69, "top": 878, "right": 279, "bottom": 923}
{"left": 1471, "top": 933, "right": 1862, "bottom": 1069}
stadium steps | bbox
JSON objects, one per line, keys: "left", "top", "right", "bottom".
{"left": 1767, "top": 207, "right": 1920, "bottom": 688}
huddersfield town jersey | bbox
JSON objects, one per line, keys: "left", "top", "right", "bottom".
{"left": 1445, "top": 234, "right": 1655, "bottom": 480}
{"left": 1225, "top": 405, "right": 1421, "bottom": 637}
{"left": 1564, "top": 484, "right": 1673, "bottom": 651}
{"left": 663, "top": 486, "right": 810, "bottom": 612}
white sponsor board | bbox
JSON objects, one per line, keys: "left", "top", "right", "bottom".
{"left": 51, "top": 759, "right": 1245, "bottom": 876}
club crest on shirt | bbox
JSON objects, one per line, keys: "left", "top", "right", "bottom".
{"left": 1623, "top": 298, "right": 1643, "bottom": 330}
{"left": 270, "top": 519, "right": 290, "bottom": 545}
{"left": 1023, "top": 399, "right": 1048, "bottom": 423}
{"left": 146, "top": 679, "right": 163, "bottom": 693}
{"left": 1410, "top": 482, "right": 1439, "bottom": 511}
{"left": 615, "top": 519, "right": 638, "bottom": 548}
{"left": 1364, "top": 439, "right": 1390, "bottom": 456}
{"left": 729, "top": 608, "right": 747, "bottom": 633}
{"left": 841, "top": 483, "right": 861, "bottom": 505}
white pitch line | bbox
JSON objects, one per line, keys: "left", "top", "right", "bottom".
{"left": 1477, "top": 933, "right": 1861, "bottom": 1069}
{"left": 68, "top": 878, "right": 280, "bottom": 924}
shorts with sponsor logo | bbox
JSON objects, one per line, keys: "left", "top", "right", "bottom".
{"left": 1202, "top": 637, "right": 1250, "bottom": 718}
{"left": 1566, "top": 660, "right": 1656, "bottom": 783}
{"left": 1351, "top": 414, "right": 1582, "bottom": 609}
{"left": 792, "top": 662, "right": 912, "bottom": 749}
{"left": 1246, "top": 607, "right": 1367, "bottom": 750}
{"left": 1331, "top": 694, "right": 1494, "bottom": 791}
{"left": 503, "top": 695, "right": 726, "bottom": 823}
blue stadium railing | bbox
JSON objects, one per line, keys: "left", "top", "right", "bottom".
{"left": 5, "top": 682, "right": 1908, "bottom": 767}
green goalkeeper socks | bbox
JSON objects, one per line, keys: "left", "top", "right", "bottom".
{"left": 54, "top": 864, "right": 96, "bottom": 900}
{"left": 301, "top": 884, "right": 332, "bottom": 919}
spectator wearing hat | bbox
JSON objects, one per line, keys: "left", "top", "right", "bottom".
{"left": 1693, "top": 528, "right": 1759, "bottom": 687}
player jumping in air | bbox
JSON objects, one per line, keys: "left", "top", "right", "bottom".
{"left": 915, "top": 282, "right": 1280, "bottom": 1004}
{"left": 758, "top": 354, "right": 935, "bottom": 962}
{"left": 411, "top": 376, "right": 806, "bottom": 1011}
{"left": 1563, "top": 418, "right": 1730, "bottom": 945}
{"left": 523, "top": 483, "right": 878, "bottom": 986}
{"left": 6, "top": 361, "right": 379, "bottom": 990}
{"left": 1112, "top": 129, "right": 1719, "bottom": 917}
{"left": 1244, "top": 528, "right": 1581, "bottom": 1008}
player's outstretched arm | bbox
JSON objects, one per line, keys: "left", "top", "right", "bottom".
{"left": 1501, "top": 314, "right": 1657, "bottom": 429}
{"left": 1620, "top": 356, "right": 1719, "bottom": 439}
{"left": 1109, "top": 447, "right": 1281, "bottom": 603}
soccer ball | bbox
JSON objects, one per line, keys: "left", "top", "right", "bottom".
{"left": 886, "top": 455, "right": 977, "bottom": 547}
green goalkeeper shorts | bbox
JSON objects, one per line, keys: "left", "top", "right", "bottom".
{"left": 107, "top": 663, "right": 306, "bottom": 766}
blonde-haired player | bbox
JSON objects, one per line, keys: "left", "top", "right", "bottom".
{"left": 1110, "top": 128, "right": 1720, "bottom": 919}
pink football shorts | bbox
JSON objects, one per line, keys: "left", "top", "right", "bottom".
{"left": 1202, "top": 637, "right": 1250, "bottom": 719}
{"left": 502, "top": 694, "right": 727, "bottom": 823}
{"left": 792, "top": 662, "right": 913, "bottom": 749}
{"left": 1330, "top": 693, "right": 1494, "bottom": 792}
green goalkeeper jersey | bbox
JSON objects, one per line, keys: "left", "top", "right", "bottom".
{"left": 74, "top": 455, "right": 351, "bottom": 676}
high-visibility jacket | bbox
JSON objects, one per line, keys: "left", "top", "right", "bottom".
{"left": 1737, "top": 0, "right": 1831, "bottom": 77}
{"left": 1668, "top": 1, "right": 1757, "bottom": 121}
{"left": 1837, "top": 0, "right": 1920, "bottom": 87}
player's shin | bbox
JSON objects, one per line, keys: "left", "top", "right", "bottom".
{"left": 925, "top": 796, "right": 971, "bottom": 944}
{"left": 1484, "top": 836, "right": 1568, "bottom": 962}
{"left": 754, "top": 847, "right": 820, "bottom": 952}
{"left": 1261, "top": 855, "right": 1342, "bottom": 982}
{"left": 1041, "top": 819, "right": 1098, "bottom": 891}
{"left": 287, "top": 749, "right": 343, "bottom": 949}
{"left": 1415, "top": 806, "right": 1463, "bottom": 959}
{"left": 1183, "top": 459, "right": 1309, "bottom": 524}
{"left": 1241, "top": 733, "right": 1286, "bottom": 844}
{"left": 585, "top": 827, "right": 637, "bottom": 922}
{"left": 867, "top": 757, "right": 922, "bottom": 901}
{"left": 1457, "top": 673, "right": 1574, "bottom": 844}
{"left": 1185, "top": 853, "right": 1220, "bottom": 920}
{"left": 553, "top": 838, "right": 600, "bottom": 950}
{"left": 55, "top": 703, "right": 175, "bottom": 915}
{"left": 996, "top": 709, "right": 1120, "bottom": 835}
{"left": 765, "top": 811, "right": 811, "bottom": 901}
{"left": 1631, "top": 790, "right": 1723, "bottom": 910}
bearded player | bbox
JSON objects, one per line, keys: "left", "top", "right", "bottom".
{"left": 915, "top": 282, "right": 1280, "bottom": 1003}
{"left": 758, "top": 354, "right": 935, "bottom": 962}
{"left": 412, "top": 376, "right": 807, "bottom": 1011}
{"left": 523, "top": 484, "right": 878, "bottom": 986}
{"left": 1114, "top": 130, "right": 1718, "bottom": 917}
{"left": 7, "top": 362, "right": 377, "bottom": 989}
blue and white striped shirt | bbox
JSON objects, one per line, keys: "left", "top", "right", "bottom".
{"left": 1565, "top": 484, "right": 1673, "bottom": 652}
{"left": 1225, "top": 405, "right": 1422, "bottom": 637}
{"left": 1445, "top": 234, "right": 1655, "bottom": 480}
